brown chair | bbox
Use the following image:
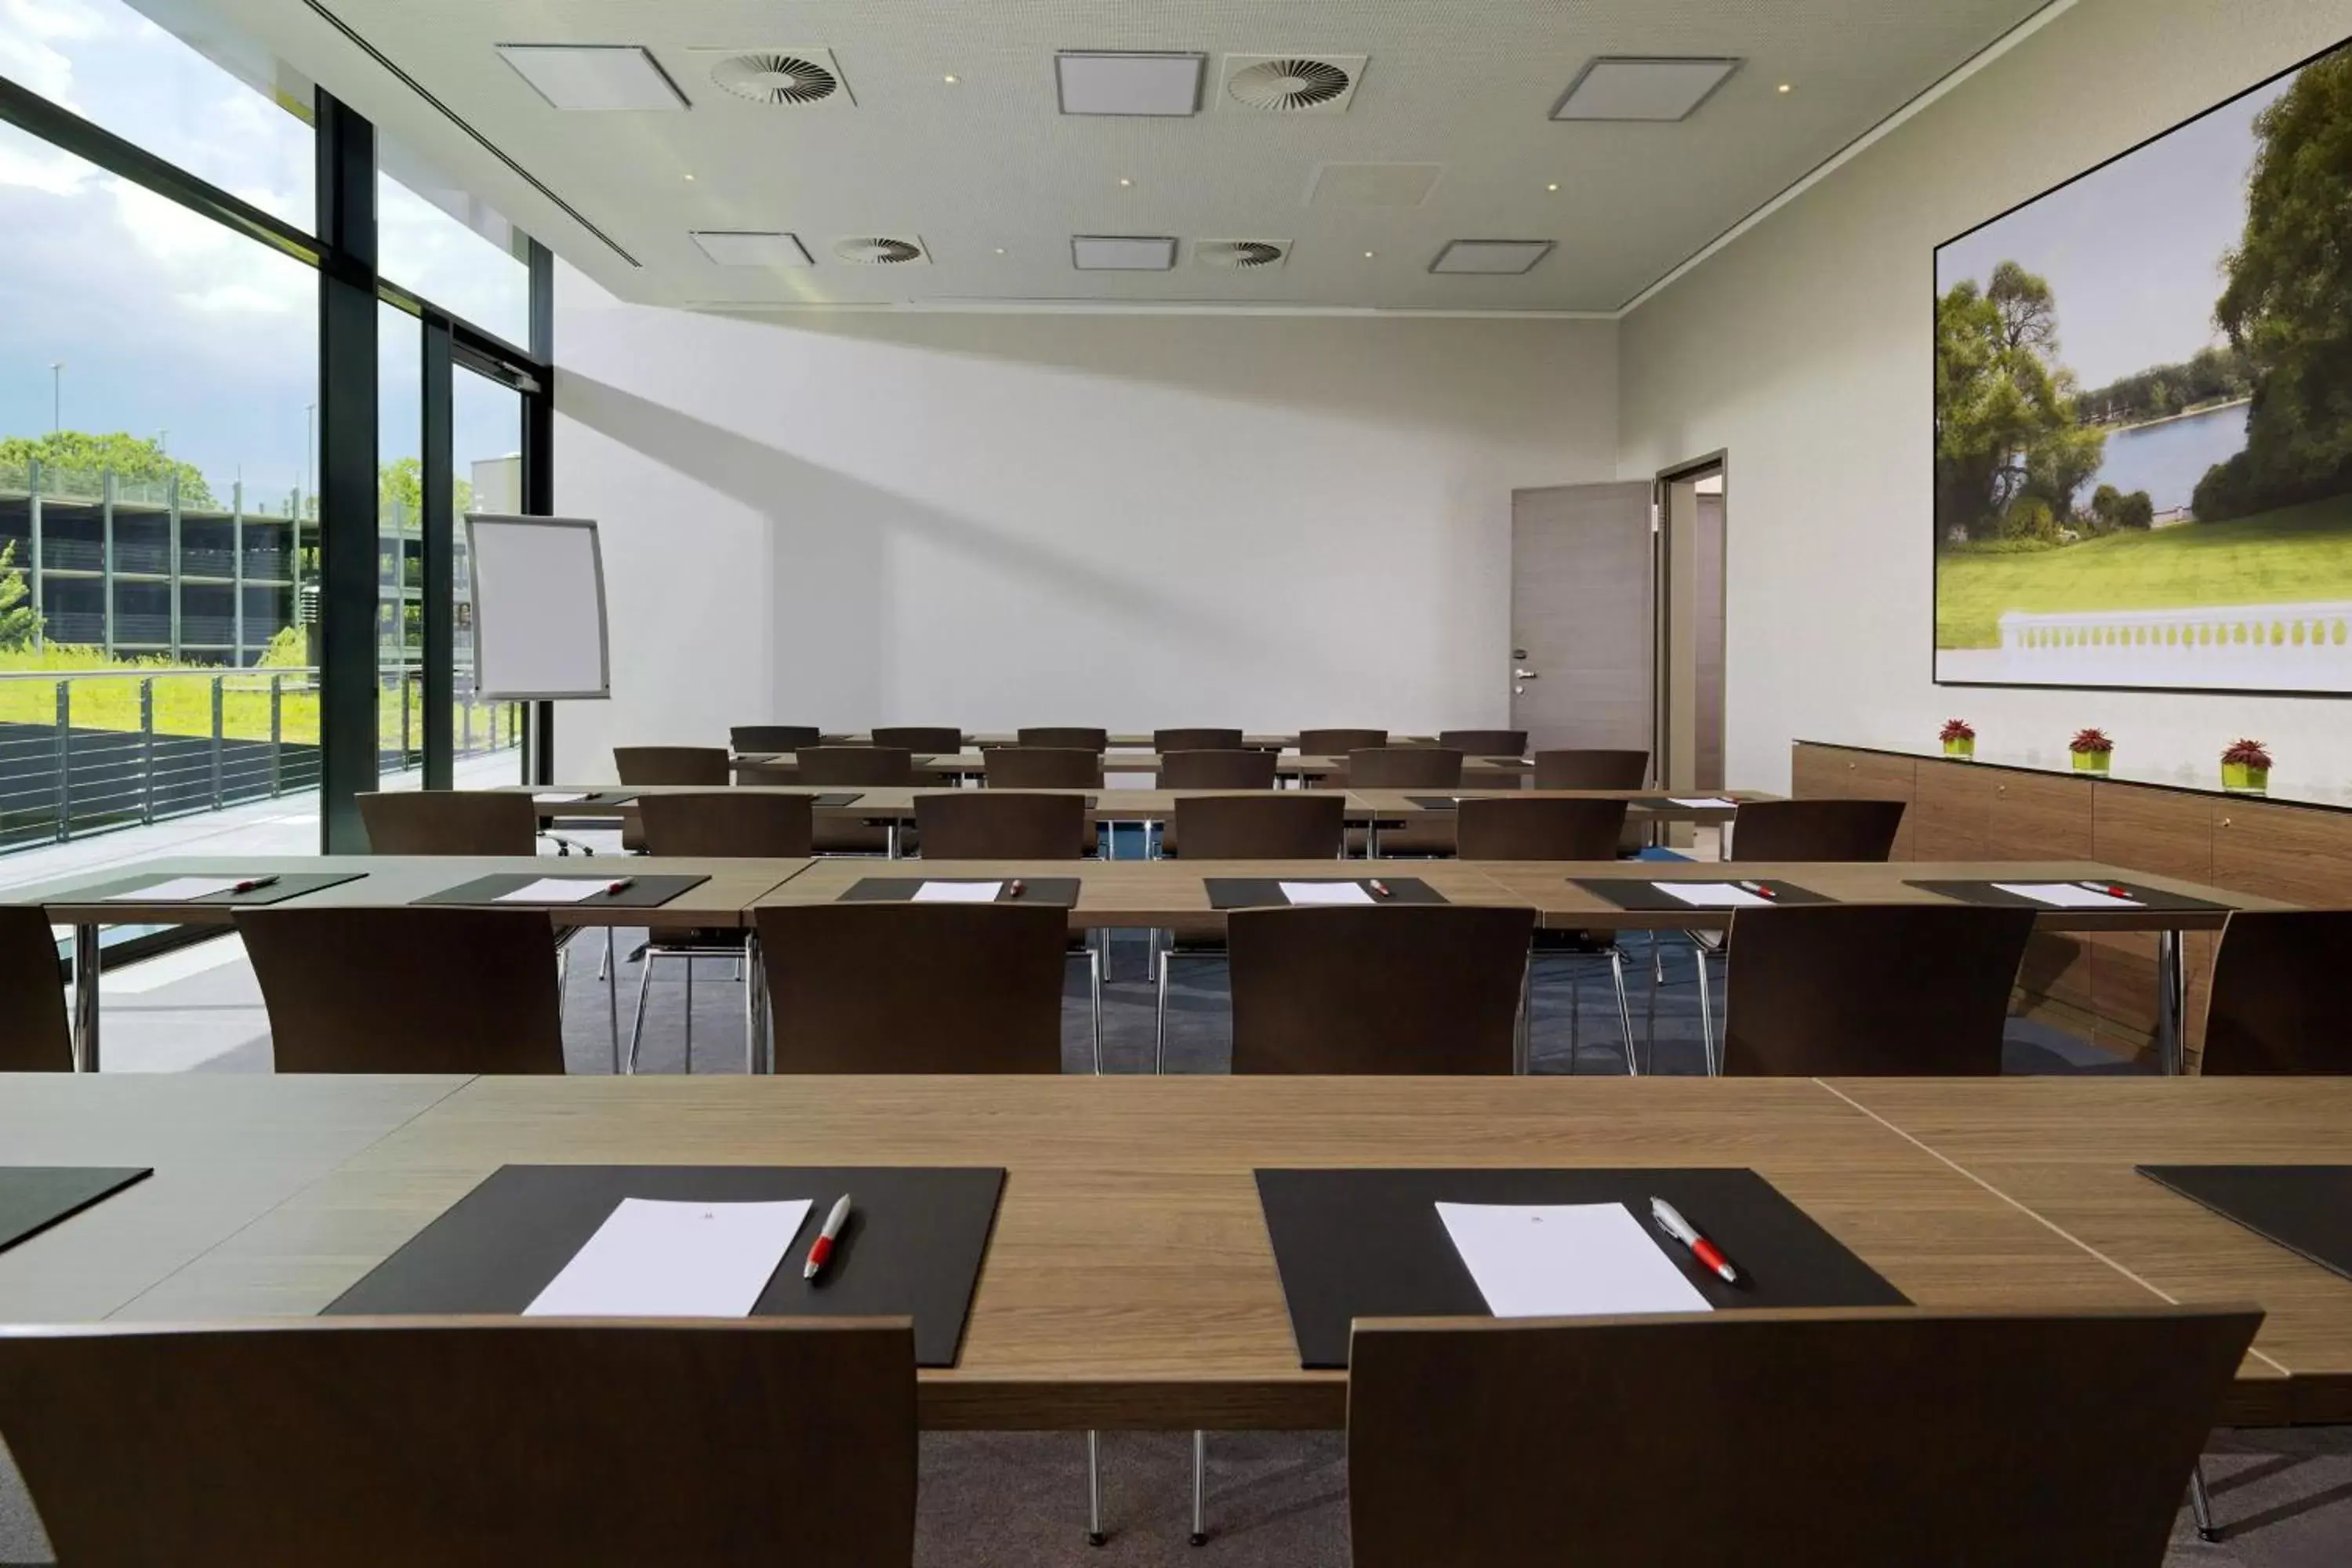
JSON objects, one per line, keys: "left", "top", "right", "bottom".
{"left": 756, "top": 902, "right": 1073, "bottom": 1073}
{"left": 1532, "top": 749, "right": 1650, "bottom": 789}
{"left": 915, "top": 792, "right": 1087, "bottom": 859}
{"left": 729, "top": 724, "right": 822, "bottom": 753}
{"left": 0, "top": 906, "right": 71, "bottom": 1072}
{"left": 627, "top": 793, "right": 815, "bottom": 1075}
{"left": 1154, "top": 728, "right": 1244, "bottom": 753}
{"left": 1717, "top": 904, "right": 2035, "bottom": 1076}
{"left": 2198, "top": 910, "right": 2352, "bottom": 1073}
{"left": 1297, "top": 728, "right": 1386, "bottom": 756}
{"left": 1438, "top": 728, "right": 1527, "bottom": 756}
{"left": 357, "top": 789, "right": 539, "bottom": 855}
{"left": 869, "top": 726, "right": 964, "bottom": 755}
{"left": 1727, "top": 798, "right": 1907, "bottom": 862}
{"left": 1345, "top": 1306, "right": 2259, "bottom": 1568}
{"left": 235, "top": 907, "right": 567, "bottom": 1073}
{"left": 985, "top": 747, "right": 1103, "bottom": 789}
{"left": 0, "top": 1317, "right": 917, "bottom": 1567}
{"left": 1227, "top": 905, "right": 1534, "bottom": 1075}
{"left": 612, "top": 747, "right": 731, "bottom": 852}
{"left": 1347, "top": 747, "right": 1465, "bottom": 789}
{"left": 1017, "top": 727, "right": 1109, "bottom": 752}
{"left": 1158, "top": 749, "right": 1277, "bottom": 791}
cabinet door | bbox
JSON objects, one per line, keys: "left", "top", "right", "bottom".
{"left": 2212, "top": 800, "right": 2352, "bottom": 907}
{"left": 2090, "top": 786, "right": 2217, "bottom": 1062}
{"left": 1910, "top": 757, "right": 1994, "bottom": 861}
{"left": 1981, "top": 771, "right": 2097, "bottom": 1011}
{"left": 1790, "top": 746, "right": 1917, "bottom": 858}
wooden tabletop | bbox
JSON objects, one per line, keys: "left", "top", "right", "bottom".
{"left": 9, "top": 855, "right": 817, "bottom": 929}
{"left": 519, "top": 785, "right": 1768, "bottom": 826}
{"left": 23, "top": 1073, "right": 2278, "bottom": 1428}
{"left": 1347, "top": 787, "right": 1777, "bottom": 822}
{"left": 736, "top": 752, "right": 1535, "bottom": 781}
{"left": 817, "top": 734, "right": 1436, "bottom": 750}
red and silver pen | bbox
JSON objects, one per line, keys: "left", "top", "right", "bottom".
{"left": 601, "top": 877, "right": 634, "bottom": 897}
{"left": 1367, "top": 879, "right": 1393, "bottom": 899}
{"left": 803, "top": 1195, "right": 853, "bottom": 1280}
{"left": 2082, "top": 881, "right": 2132, "bottom": 898}
{"left": 231, "top": 875, "right": 280, "bottom": 894}
{"left": 1739, "top": 880, "right": 1778, "bottom": 900}
{"left": 1007, "top": 879, "right": 1025, "bottom": 899}
{"left": 1651, "top": 1196, "right": 1739, "bottom": 1284}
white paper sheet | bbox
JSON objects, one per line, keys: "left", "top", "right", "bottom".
{"left": 524, "top": 1197, "right": 813, "bottom": 1318}
{"left": 1279, "top": 880, "right": 1374, "bottom": 906}
{"left": 1669, "top": 796, "right": 1740, "bottom": 810}
{"left": 1990, "top": 881, "right": 2144, "bottom": 909}
{"left": 913, "top": 880, "right": 1002, "bottom": 903}
{"left": 1650, "top": 881, "right": 1771, "bottom": 909}
{"left": 535, "top": 791, "right": 590, "bottom": 804}
{"left": 1437, "top": 1201, "right": 1712, "bottom": 1319}
{"left": 495, "top": 877, "right": 618, "bottom": 905}
{"left": 107, "top": 877, "right": 245, "bottom": 902}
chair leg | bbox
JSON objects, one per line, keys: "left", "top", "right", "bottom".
{"left": 1693, "top": 942, "right": 1716, "bottom": 1076}
{"left": 1086, "top": 1429, "right": 1105, "bottom": 1547}
{"left": 1568, "top": 967, "right": 1581, "bottom": 1070}
{"left": 624, "top": 953, "right": 656, "bottom": 1074}
{"left": 1154, "top": 947, "right": 1171, "bottom": 1076}
{"left": 1189, "top": 1428, "right": 1209, "bottom": 1547}
{"left": 2189, "top": 1455, "right": 2220, "bottom": 1542}
{"left": 683, "top": 956, "right": 695, "bottom": 1076}
{"left": 1609, "top": 948, "right": 1639, "bottom": 1077}
{"left": 1088, "top": 946, "right": 1105, "bottom": 1075}
{"left": 1515, "top": 953, "right": 1532, "bottom": 1075}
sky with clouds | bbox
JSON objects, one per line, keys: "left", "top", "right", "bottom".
{"left": 0, "top": 0, "right": 528, "bottom": 506}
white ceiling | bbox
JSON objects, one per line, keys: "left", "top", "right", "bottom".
{"left": 220, "top": 0, "right": 2053, "bottom": 314}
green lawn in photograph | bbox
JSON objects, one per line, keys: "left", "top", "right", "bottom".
{"left": 1936, "top": 492, "right": 2352, "bottom": 648}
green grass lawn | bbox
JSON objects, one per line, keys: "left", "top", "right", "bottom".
{"left": 1936, "top": 492, "right": 2352, "bottom": 648}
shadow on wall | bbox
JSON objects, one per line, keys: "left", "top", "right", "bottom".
{"left": 555, "top": 371, "right": 1348, "bottom": 687}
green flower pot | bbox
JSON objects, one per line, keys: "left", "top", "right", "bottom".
{"left": 1942, "top": 738, "right": 1974, "bottom": 758}
{"left": 2071, "top": 750, "right": 2111, "bottom": 775}
{"left": 2222, "top": 762, "right": 2269, "bottom": 794}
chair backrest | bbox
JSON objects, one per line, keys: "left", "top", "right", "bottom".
{"left": 1437, "top": 729, "right": 1528, "bottom": 755}
{"left": 1346, "top": 747, "right": 1465, "bottom": 789}
{"left": 914, "top": 792, "right": 1087, "bottom": 859}
{"left": 0, "top": 1317, "right": 917, "bottom": 1568}
{"left": 235, "top": 908, "right": 567, "bottom": 1074}
{"left": 2200, "top": 909, "right": 2352, "bottom": 1073}
{"left": 1345, "top": 1305, "right": 2259, "bottom": 1568}
{"left": 1159, "top": 749, "right": 1278, "bottom": 789}
{"left": 357, "top": 790, "right": 539, "bottom": 856}
{"left": 1456, "top": 797, "right": 1629, "bottom": 861}
{"left": 756, "top": 903, "right": 1069, "bottom": 1073}
{"left": 1297, "top": 728, "right": 1387, "bottom": 756}
{"left": 1728, "top": 799, "right": 1907, "bottom": 862}
{"left": 612, "top": 746, "right": 731, "bottom": 786}
{"left": 0, "top": 906, "right": 71, "bottom": 1072}
{"left": 793, "top": 746, "right": 916, "bottom": 787}
{"left": 728, "top": 724, "right": 822, "bottom": 753}
{"left": 1720, "top": 904, "right": 2034, "bottom": 1076}
{"left": 1532, "top": 749, "right": 1650, "bottom": 789}
{"left": 637, "top": 792, "right": 813, "bottom": 858}
{"left": 1154, "top": 728, "right": 1245, "bottom": 753}
{"left": 985, "top": 747, "right": 1103, "bottom": 789}
{"left": 1228, "top": 906, "right": 1534, "bottom": 1073}
{"left": 1016, "top": 727, "right": 1109, "bottom": 753}
{"left": 1172, "top": 794, "right": 1345, "bottom": 859}
{"left": 869, "top": 727, "right": 964, "bottom": 755}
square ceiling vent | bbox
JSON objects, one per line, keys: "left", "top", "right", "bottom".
{"left": 1056, "top": 52, "right": 1206, "bottom": 116}
{"left": 495, "top": 44, "right": 688, "bottom": 111}
{"left": 1218, "top": 53, "right": 1366, "bottom": 114}
{"left": 691, "top": 231, "right": 814, "bottom": 267}
{"left": 1072, "top": 235, "right": 1178, "bottom": 270}
{"left": 1552, "top": 57, "right": 1740, "bottom": 122}
{"left": 1431, "top": 240, "right": 1555, "bottom": 276}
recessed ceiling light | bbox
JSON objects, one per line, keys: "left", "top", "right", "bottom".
{"left": 690, "top": 230, "right": 815, "bottom": 267}
{"left": 1545, "top": 182, "right": 1559, "bottom": 192}
{"left": 1056, "top": 51, "right": 1206, "bottom": 116}
{"left": 1777, "top": 82, "right": 1792, "bottom": 93}
{"left": 495, "top": 44, "right": 688, "bottom": 111}
{"left": 994, "top": 247, "right": 1007, "bottom": 255}
{"left": 943, "top": 73, "right": 959, "bottom": 84}
{"left": 1072, "top": 235, "right": 1178, "bottom": 270}
{"left": 1551, "top": 57, "right": 1740, "bottom": 122}
{"left": 682, "top": 172, "right": 696, "bottom": 181}
{"left": 1430, "top": 239, "right": 1555, "bottom": 276}
{"left": 1363, "top": 250, "right": 1376, "bottom": 259}
{"left": 1117, "top": 177, "right": 1134, "bottom": 187}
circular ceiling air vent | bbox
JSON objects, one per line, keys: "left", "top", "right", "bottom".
{"left": 1199, "top": 240, "right": 1287, "bottom": 268}
{"left": 710, "top": 52, "right": 840, "bottom": 105}
{"left": 834, "top": 236, "right": 924, "bottom": 264}
{"left": 1227, "top": 57, "right": 1352, "bottom": 111}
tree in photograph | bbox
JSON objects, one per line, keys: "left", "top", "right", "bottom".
{"left": 2199, "top": 49, "right": 2352, "bottom": 521}
{"left": 0, "top": 540, "right": 39, "bottom": 649}
{"left": 1936, "top": 262, "right": 2107, "bottom": 539}
{"left": 377, "top": 456, "right": 474, "bottom": 524}
{"left": 0, "top": 431, "right": 214, "bottom": 506}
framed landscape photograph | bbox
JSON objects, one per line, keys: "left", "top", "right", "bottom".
{"left": 1933, "top": 37, "right": 2352, "bottom": 695}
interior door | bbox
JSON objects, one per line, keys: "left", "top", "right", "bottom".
{"left": 1509, "top": 481, "right": 1655, "bottom": 760}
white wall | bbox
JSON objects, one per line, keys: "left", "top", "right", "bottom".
{"left": 1620, "top": 0, "right": 2352, "bottom": 794}
{"left": 553, "top": 269, "right": 1618, "bottom": 779}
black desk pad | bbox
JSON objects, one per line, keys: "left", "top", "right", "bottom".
{"left": 1907, "top": 879, "right": 2229, "bottom": 913}
{"left": 1205, "top": 877, "right": 1446, "bottom": 909}
{"left": 1573, "top": 877, "right": 1834, "bottom": 911}
{"left": 2137, "top": 1165, "right": 2352, "bottom": 1283}
{"left": 413, "top": 873, "right": 710, "bottom": 909}
{"left": 327, "top": 1165, "right": 1004, "bottom": 1367}
{"left": 1256, "top": 1167, "right": 1907, "bottom": 1368}
{"left": 1404, "top": 796, "right": 1465, "bottom": 811}
{"left": 67, "top": 870, "right": 365, "bottom": 907}
{"left": 0, "top": 1167, "right": 151, "bottom": 1255}
{"left": 808, "top": 792, "right": 864, "bottom": 808}
{"left": 839, "top": 877, "right": 1081, "bottom": 908}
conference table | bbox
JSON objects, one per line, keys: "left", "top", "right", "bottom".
{"left": 4, "top": 1073, "right": 2345, "bottom": 1428}
{"left": 733, "top": 752, "right": 1540, "bottom": 785}
{"left": 816, "top": 733, "right": 1436, "bottom": 750}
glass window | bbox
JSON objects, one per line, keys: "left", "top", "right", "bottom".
{"left": 0, "top": 0, "right": 315, "bottom": 230}
{"left": 377, "top": 300, "right": 419, "bottom": 775}
{"left": 379, "top": 138, "right": 530, "bottom": 344}
{"left": 452, "top": 368, "right": 523, "bottom": 779}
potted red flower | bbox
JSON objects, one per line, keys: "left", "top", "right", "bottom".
{"left": 1939, "top": 718, "right": 1976, "bottom": 759}
{"left": 2069, "top": 728, "right": 2114, "bottom": 776}
{"left": 2221, "top": 739, "right": 2271, "bottom": 794}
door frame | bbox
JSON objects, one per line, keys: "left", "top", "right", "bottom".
{"left": 1652, "top": 449, "right": 1730, "bottom": 793}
